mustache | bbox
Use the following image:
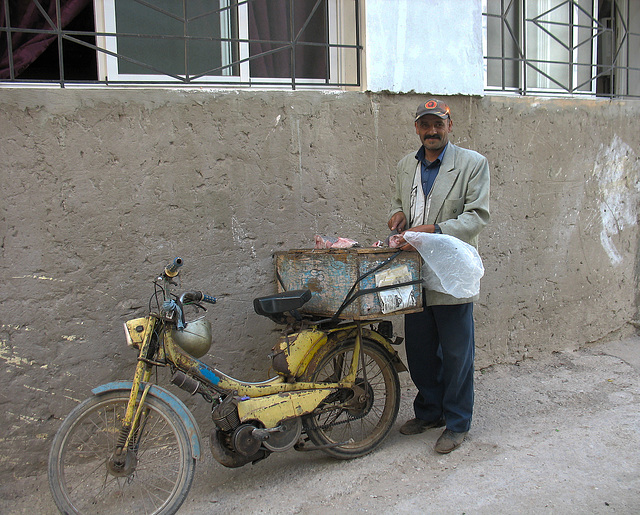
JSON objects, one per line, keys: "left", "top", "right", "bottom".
{"left": 424, "top": 135, "right": 441, "bottom": 140}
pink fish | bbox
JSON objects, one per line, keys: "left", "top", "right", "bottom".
{"left": 314, "top": 235, "right": 359, "bottom": 249}
{"left": 388, "top": 234, "right": 404, "bottom": 248}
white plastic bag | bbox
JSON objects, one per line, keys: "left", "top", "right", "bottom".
{"left": 403, "top": 231, "right": 484, "bottom": 299}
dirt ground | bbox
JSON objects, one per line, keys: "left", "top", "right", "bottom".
{"left": 2, "top": 337, "right": 639, "bottom": 514}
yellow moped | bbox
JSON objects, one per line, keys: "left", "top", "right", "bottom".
{"left": 48, "top": 257, "right": 413, "bottom": 514}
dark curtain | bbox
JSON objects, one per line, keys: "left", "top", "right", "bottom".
{"left": 0, "top": 0, "right": 90, "bottom": 79}
{"left": 248, "top": 0, "right": 327, "bottom": 80}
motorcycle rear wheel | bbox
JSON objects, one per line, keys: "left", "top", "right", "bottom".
{"left": 48, "top": 391, "right": 195, "bottom": 515}
{"left": 302, "top": 337, "right": 400, "bottom": 459}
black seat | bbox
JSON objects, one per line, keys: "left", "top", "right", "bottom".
{"left": 253, "top": 289, "right": 312, "bottom": 317}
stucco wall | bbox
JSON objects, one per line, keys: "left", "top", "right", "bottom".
{"left": 1, "top": 89, "right": 639, "bottom": 478}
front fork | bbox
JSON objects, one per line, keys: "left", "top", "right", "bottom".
{"left": 112, "top": 321, "right": 157, "bottom": 466}
{"left": 109, "top": 363, "right": 154, "bottom": 468}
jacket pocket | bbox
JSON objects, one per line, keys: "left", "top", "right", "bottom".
{"left": 443, "top": 197, "right": 464, "bottom": 218}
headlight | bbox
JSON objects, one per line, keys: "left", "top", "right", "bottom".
{"left": 123, "top": 317, "right": 150, "bottom": 349}
{"left": 123, "top": 322, "right": 134, "bottom": 347}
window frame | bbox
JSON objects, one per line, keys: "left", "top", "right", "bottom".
{"left": 94, "top": 0, "right": 358, "bottom": 88}
{"left": 482, "top": 0, "right": 640, "bottom": 99}
{"left": 0, "top": 0, "right": 362, "bottom": 90}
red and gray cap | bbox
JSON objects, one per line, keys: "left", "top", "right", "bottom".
{"left": 415, "top": 99, "right": 451, "bottom": 121}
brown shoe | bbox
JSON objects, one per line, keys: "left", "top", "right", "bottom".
{"left": 399, "top": 417, "right": 445, "bottom": 435}
{"left": 434, "top": 429, "right": 467, "bottom": 453}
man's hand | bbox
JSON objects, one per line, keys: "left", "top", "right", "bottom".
{"left": 388, "top": 212, "right": 407, "bottom": 232}
{"left": 391, "top": 224, "right": 439, "bottom": 251}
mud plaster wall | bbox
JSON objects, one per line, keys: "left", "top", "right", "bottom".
{"left": 1, "top": 89, "right": 639, "bottom": 479}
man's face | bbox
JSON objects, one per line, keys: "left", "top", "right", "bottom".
{"left": 415, "top": 114, "right": 453, "bottom": 154}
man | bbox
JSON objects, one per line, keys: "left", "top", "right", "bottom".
{"left": 388, "top": 99, "right": 490, "bottom": 453}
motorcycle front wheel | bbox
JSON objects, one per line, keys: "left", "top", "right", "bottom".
{"left": 302, "top": 337, "right": 400, "bottom": 459}
{"left": 48, "top": 391, "right": 195, "bottom": 515}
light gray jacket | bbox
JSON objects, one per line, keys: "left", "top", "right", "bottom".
{"left": 389, "top": 143, "right": 491, "bottom": 305}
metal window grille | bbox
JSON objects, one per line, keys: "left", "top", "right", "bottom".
{"left": 0, "top": 0, "right": 362, "bottom": 89}
{"left": 483, "top": 0, "right": 640, "bottom": 99}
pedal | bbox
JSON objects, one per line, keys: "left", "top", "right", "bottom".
{"left": 251, "top": 424, "right": 286, "bottom": 441}
{"left": 251, "top": 428, "right": 272, "bottom": 441}
{"left": 294, "top": 438, "right": 354, "bottom": 452}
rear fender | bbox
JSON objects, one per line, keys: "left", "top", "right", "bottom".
{"left": 92, "top": 381, "right": 202, "bottom": 459}
{"left": 302, "top": 325, "right": 407, "bottom": 380}
{"left": 360, "top": 327, "right": 408, "bottom": 372}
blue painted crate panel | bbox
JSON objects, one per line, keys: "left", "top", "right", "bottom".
{"left": 275, "top": 248, "right": 423, "bottom": 320}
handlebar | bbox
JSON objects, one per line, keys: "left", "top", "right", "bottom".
{"left": 201, "top": 293, "right": 217, "bottom": 304}
{"left": 164, "top": 257, "right": 183, "bottom": 278}
{"left": 180, "top": 291, "right": 217, "bottom": 305}
{"left": 157, "top": 259, "right": 216, "bottom": 327}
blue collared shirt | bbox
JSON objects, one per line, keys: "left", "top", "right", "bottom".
{"left": 416, "top": 144, "right": 448, "bottom": 197}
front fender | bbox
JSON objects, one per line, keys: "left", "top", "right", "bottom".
{"left": 92, "top": 381, "right": 202, "bottom": 459}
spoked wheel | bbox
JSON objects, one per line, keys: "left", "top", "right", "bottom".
{"left": 302, "top": 337, "right": 400, "bottom": 459}
{"left": 48, "top": 392, "right": 195, "bottom": 515}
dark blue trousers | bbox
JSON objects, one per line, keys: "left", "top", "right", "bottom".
{"left": 404, "top": 302, "right": 475, "bottom": 433}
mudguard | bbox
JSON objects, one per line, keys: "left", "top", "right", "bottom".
{"left": 301, "top": 326, "right": 407, "bottom": 381}
{"left": 92, "top": 381, "right": 202, "bottom": 459}
{"left": 361, "top": 327, "right": 407, "bottom": 371}
{"left": 330, "top": 326, "right": 408, "bottom": 373}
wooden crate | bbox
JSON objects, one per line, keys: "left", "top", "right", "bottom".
{"left": 274, "top": 248, "right": 423, "bottom": 320}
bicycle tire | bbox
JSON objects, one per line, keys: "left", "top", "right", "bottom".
{"left": 48, "top": 391, "right": 195, "bottom": 515}
{"left": 302, "top": 337, "right": 400, "bottom": 459}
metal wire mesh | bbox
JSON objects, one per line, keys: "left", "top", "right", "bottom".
{"left": 0, "top": 0, "right": 362, "bottom": 89}
{"left": 483, "top": 0, "right": 640, "bottom": 99}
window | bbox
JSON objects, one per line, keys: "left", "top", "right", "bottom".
{"left": 483, "top": 0, "right": 640, "bottom": 98}
{"left": 0, "top": 0, "right": 362, "bottom": 88}
{"left": 96, "top": 0, "right": 237, "bottom": 82}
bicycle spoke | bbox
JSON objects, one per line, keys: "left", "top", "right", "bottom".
{"left": 50, "top": 393, "right": 194, "bottom": 515}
